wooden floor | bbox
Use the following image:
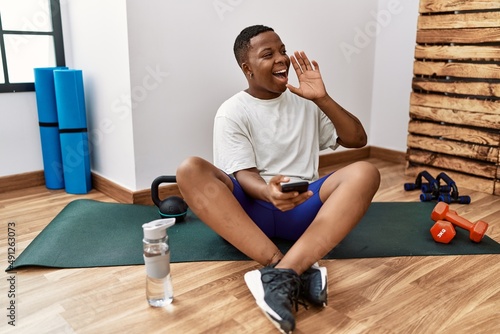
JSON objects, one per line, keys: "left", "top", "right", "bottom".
{"left": 1, "top": 158, "right": 499, "bottom": 334}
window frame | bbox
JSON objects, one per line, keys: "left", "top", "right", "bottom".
{"left": 0, "top": 0, "right": 65, "bottom": 93}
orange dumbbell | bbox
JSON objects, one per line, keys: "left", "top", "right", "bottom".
{"left": 431, "top": 202, "right": 489, "bottom": 243}
{"left": 430, "top": 220, "right": 456, "bottom": 244}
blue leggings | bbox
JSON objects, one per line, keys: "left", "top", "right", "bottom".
{"left": 229, "top": 174, "right": 331, "bottom": 241}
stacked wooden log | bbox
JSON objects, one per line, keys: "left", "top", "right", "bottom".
{"left": 407, "top": 0, "right": 500, "bottom": 195}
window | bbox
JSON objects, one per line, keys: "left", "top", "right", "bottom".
{"left": 0, "top": 0, "right": 65, "bottom": 92}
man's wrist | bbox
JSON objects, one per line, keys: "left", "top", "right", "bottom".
{"left": 312, "top": 93, "right": 332, "bottom": 108}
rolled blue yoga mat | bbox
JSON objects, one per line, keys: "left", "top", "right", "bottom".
{"left": 34, "top": 67, "right": 68, "bottom": 189}
{"left": 59, "top": 132, "right": 92, "bottom": 194}
{"left": 54, "top": 69, "right": 92, "bottom": 194}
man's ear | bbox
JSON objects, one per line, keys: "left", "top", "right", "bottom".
{"left": 241, "top": 63, "right": 252, "bottom": 78}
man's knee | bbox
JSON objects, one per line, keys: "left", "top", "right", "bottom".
{"left": 176, "top": 156, "right": 233, "bottom": 191}
{"left": 356, "top": 161, "right": 380, "bottom": 181}
{"left": 350, "top": 161, "right": 381, "bottom": 192}
{"left": 331, "top": 161, "right": 380, "bottom": 191}
{"left": 177, "top": 156, "right": 208, "bottom": 181}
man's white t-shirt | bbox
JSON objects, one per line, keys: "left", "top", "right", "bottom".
{"left": 213, "top": 90, "right": 337, "bottom": 183}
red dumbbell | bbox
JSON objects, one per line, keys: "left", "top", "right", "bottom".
{"left": 430, "top": 220, "right": 456, "bottom": 244}
{"left": 431, "top": 202, "right": 489, "bottom": 243}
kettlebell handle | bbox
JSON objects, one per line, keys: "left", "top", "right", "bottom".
{"left": 151, "top": 175, "right": 177, "bottom": 207}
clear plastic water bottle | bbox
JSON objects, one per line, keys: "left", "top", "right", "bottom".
{"left": 142, "top": 218, "right": 175, "bottom": 307}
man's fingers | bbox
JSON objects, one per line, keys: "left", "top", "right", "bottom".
{"left": 290, "top": 55, "right": 302, "bottom": 74}
{"left": 293, "top": 51, "right": 309, "bottom": 70}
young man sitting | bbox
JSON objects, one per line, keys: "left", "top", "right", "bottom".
{"left": 176, "top": 25, "right": 380, "bottom": 333}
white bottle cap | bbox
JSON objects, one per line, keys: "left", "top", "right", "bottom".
{"left": 142, "top": 218, "right": 175, "bottom": 239}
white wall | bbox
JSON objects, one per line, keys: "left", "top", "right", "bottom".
{"left": 0, "top": 0, "right": 420, "bottom": 191}
{"left": 62, "top": 0, "right": 137, "bottom": 189}
{"left": 370, "top": 0, "right": 419, "bottom": 150}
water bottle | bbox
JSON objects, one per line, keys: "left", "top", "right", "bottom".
{"left": 142, "top": 218, "right": 175, "bottom": 307}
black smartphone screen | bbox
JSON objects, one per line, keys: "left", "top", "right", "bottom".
{"left": 281, "top": 181, "right": 309, "bottom": 193}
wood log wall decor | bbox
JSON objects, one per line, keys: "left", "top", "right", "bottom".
{"left": 406, "top": 0, "right": 500, "bottom": 195}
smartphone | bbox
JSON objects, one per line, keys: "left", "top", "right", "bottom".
{"left": 281, "top": 181, "right": 309, "bottom": 194}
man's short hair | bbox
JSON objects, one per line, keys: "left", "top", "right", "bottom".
{"left": 233, "top": 25, "right": 274, "bottom": 68}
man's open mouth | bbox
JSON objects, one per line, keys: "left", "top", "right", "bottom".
{"left": 273, "top": 69, "right": 288, "bottom": 79}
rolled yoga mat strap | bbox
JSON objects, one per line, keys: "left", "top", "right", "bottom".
{"left": 54, "top": 69, "right": 92, "bottom": 194}
{"left": 34, "top": 67, "right": 68, "bottom": 189}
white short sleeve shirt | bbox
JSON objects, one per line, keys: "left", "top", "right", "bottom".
{"left": 213, "top": 90, "right": 337, "bottom": 183}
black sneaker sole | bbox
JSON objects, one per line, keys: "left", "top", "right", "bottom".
{"left": 307, "top": 264, "right": 328, "bottom": 307}
{"left": 244, "top": 269, "right": 294, "bottom": 334}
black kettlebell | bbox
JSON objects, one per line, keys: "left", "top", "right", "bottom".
{"left": 151, "top": 175, "right": 188, "bottom": 222}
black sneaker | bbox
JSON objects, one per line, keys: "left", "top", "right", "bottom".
{"left": 244, "top": 266, "right": 302, "bottom": 334}
{"left": 300, "top": 262, "right": 328, "bottom": 307}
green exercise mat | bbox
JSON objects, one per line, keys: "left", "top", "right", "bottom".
{"left": 7, "top": 199, "right": 500, "bottom": 270}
